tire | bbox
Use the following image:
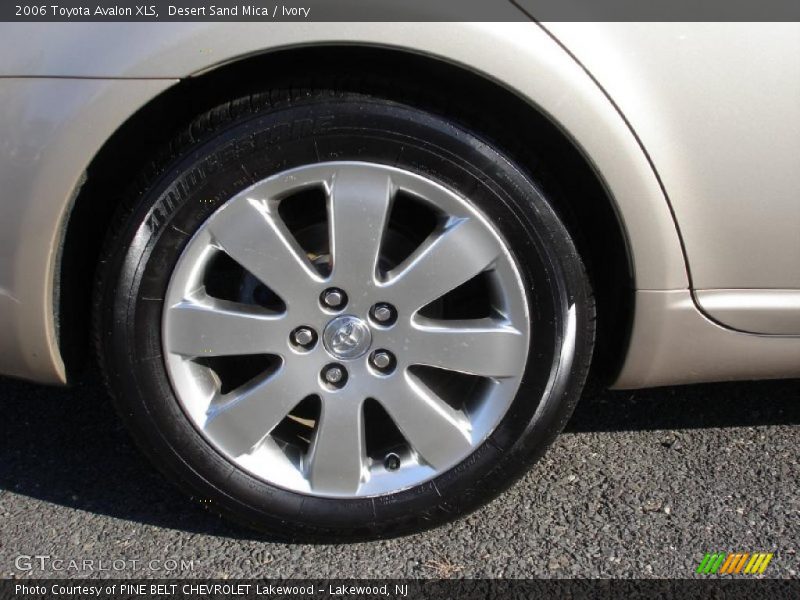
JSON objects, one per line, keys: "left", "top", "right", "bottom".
{"left": 94, "top": 89, "right": 595, "bottom": 541}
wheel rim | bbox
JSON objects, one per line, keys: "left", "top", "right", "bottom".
{"left": 162, "top": 161, "right": 530, "bottom": 498}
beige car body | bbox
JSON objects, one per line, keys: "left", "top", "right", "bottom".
{"left": 0, "top": 21, "right": 798, "bottom": 387}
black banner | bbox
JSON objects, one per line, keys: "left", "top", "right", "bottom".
{"left": 2, "top": 0, "right": 800, "bottom": 22}
{"left": 2, "top": 579, "right": 799, "bottom": 600}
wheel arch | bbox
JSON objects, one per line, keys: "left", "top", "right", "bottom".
{"left": 59, "top": 44, "right": 639, "bottom": 385}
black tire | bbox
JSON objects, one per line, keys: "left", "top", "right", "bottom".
{"left": 93, "top": 89, "right": 595, "bottom": 541}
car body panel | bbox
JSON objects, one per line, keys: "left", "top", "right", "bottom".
{"left": 0, "top": 24, "right": 690, "bottom": 297}
{"left": 693, "top": 289, "right": 800, "bottom": 335}
{"left": 615, "top": 290, "right": 800, "bottom": 389}
{"left": 542, "top": 22, "right": 800, "bottom": 336}
{"left": 0, "top": 22, "right": 688, "bottom": 385}
{"left": 0, "top": 77, "right": 175, "bottom": 383}
{"left": 0, "top": 22, "right": 798, "bottom": 387}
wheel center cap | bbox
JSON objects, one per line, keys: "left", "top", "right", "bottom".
{"left": 323, "top": 315, "right": 372, "bottom": 360}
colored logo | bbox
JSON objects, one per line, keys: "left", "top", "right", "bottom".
{"left": 696, "top": 552, "right": 773, "bottom": 575}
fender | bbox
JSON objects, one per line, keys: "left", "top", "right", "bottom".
{"left": 0, "top": 22, "right": 687, "bottom": 383}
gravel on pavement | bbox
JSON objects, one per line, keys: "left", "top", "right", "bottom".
{"left": 1, "top": 376, "right": 797, "bottom": 579}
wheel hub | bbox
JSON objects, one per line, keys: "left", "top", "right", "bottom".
{"left": 323, "top": 315, "right": 372, "bottom": 360}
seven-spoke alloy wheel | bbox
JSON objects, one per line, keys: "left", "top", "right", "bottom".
{"left": 95, "top": 89, "right": 594, "bottom": 540}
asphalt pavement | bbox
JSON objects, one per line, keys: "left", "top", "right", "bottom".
{"left": 1, "top": 375, "right": 797, "bottom": 579}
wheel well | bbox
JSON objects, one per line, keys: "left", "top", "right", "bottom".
{"left": 59, "top": 45, "right": 633, "bottom": 386}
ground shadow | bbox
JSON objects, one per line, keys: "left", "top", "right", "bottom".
{"left": 567, "top": 378, "right": 800, "bottom": 433}
{"left": 0, "top": 375, "right": 797, "bottom": 535}
{"left": 0, "top": 374, "right": 259, "bottom": 539}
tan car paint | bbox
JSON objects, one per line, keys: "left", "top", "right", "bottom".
{"left": 0, "top": 22, "right": 798, "bottom": 387}
{"left": 542, "top": 22, "right": 800, "bottom": 333}
{"left": 0, "top": 77, "right": 175, "bottom": 383}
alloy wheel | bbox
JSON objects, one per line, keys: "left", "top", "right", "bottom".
{"left": 162, "top": 162, "right": 530, "bottom": 497}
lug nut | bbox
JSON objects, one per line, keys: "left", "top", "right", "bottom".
{"left": 374, "top": 306, "right": 391, "bottom": 322}
{"left": 370, "top": 350, "right": 395, "bottom": 373}
{"left": 322, "top": 364, "right": 347, "bottom": 388}
{"left": 291, "top": 327, "right": 316, "bottom": 348}
{"left": 372, "top": 351, "right": 392, "bottom": 369}
{"left": 371, "top": 303, "right": 396, "bottom": 325}
{"left": 324, "top": 290, "right": 344, "bottom": 307}
{"left": 321, "top": 288, "right": 347, "bottom": 310}
{"left": 325, "top": 366, "right": 344, "bottom": 383}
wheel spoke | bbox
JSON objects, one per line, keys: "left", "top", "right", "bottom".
{"left": 208, "top": 196, "right": 321, "bottom": 304}
{"left": 384, "top": 217, "right": 501, "bottom": 312}
{"left": 377, "top": 374, "right": 472, "bottom": 469}
{"left": 407, "top": 318, "right": 526, "bottom": 378}
{"left": 306, "top": 398, "right": 366, "bottom": 495}
{"left": 328, "top": 166, "right": 394, "bottom": 288}
{"left": 164, "top": 298, "right": 287, "bottom": 358}
{"left": 203, "top": 362, "right": 308, "bottom": 457}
